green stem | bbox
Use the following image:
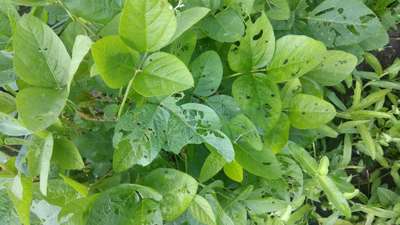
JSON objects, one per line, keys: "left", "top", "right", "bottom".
{"left": 117, "top": 70, "right": 139, "bottom": 119}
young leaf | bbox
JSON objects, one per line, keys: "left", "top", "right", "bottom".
{"left": 67, "top": 35, "right": 92, "bottom": 84}
{"left": 267, "top": 35, "right": 326, "bottom": 83}
{"left": 191, "top": 50, "right": 223, "bottom": 97}
{"left": 143, "top": 168, "right": 198, "bottom": 221}
{"left": 228, "top": 13, "right": 275, "bottom": 72}
{"left": 133, "top": 52, "right": 194, "bottom": 97}
{"left": 13, "top": 15, "right": 71, "bottom": 88}
{"left": 199, "top": 151, "right": 226, "bottom": 182}
{"left": 119, "top": 0, "right": 177, "bottom": 52}
{"left": 264, "top": 113, "right": 290, "bottom": 153}
{"left": 92, "top": 35, "right": 140, "bottom": 89}
{"left": 223, "top": 160, "right": 243, "bottom": 183}
{"left": 305, "top": 50, "right": 358, "bottom": 86}
{"left": 288, "top": 94, "right": 336, "bottom": 129}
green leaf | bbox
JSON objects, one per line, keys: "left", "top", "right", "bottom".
{"left": 143, "top": 168, "right": 198, "bottom": 221}
{"left": 0, "top": 112, "right": 30, "bottom": 136}
{"left": 0, "top": 91, "right": 15, "bottom": 114}
{"left": 60, "top": 175, "right": 89, "bottom": 197}
{"left": 307, "top": 0, "right": 389, "bottom": 48}
{"left": 64, "top": 0, "right": 122, "bottom": 24}
{"left": 235, "top": 145, "right": 282, "bottom": 179}
{"left": 201, "top": 8, "right": 245, "bottom": 43}
{"left": 199, "top": 151, "right": 226, "bottom": 182}
{"left": 87, "top": 184, "right": 162, "bottom": 225}
{"left": 8, "top": 174, "right": 32, "bottom": 225}
{"left": 0, "top": 189, "right": 19, "bottom": 225}
{"left": 228, "top": 13, "right": 275, "bottom": 72}
{"left": 264, "top": 113, "right": 290, "bottom": 153}
{"left": 91, "top": 35, "right": 140, "bottom": 88}
{"left": 267, "top": 35, "right": 327, "bottom": 83}
{"left": 266, "top": 0, "right": 290, "bottom": 20}
{"left": 287, "top": 142, "right": 319, "bottom": 176}
{"left": 288, "top": 94, "right": 336, "bottom": 129}
{"left": 0, "top": 51, "right": 16, "bottom": 85}
{"left": 223, "top": 160, "right": 243, "bottom": 183}
{"left": 191, "top": 50, "right": 223, "bottom": 97}
{"left": 356, "top": 124, "right": 376, "bottom": 159}
{"left": 52, "top": 137, "right": 84, "bottom": 170}
{"left": 16, "top": 87, "right": 67, "bottom": 131}
{"left": 26, "top": 132, "right": 53, "bottom": 196}
{"left": 317, "top": 175, "right": 351, "bottom": 218}
{"left": 171, "top": 7, "right": 210, "bottom": 42}
{"left": 132, "top": 199, "right": 163, "bottom": 225}
{"left": 119, "top": 0, "right": 177, "bottom": 52}
{"left": 67, "top": 35, "right": 92, "bottom": 84}
{"left": 13, "top": 15, "right": 71, "bottom": 88}
{"left": 305, "top": 50, "right": 358, "bottom": 86}
{"left": 189, "top": 195, "right": 217, "bottom": 225}
{"left": 228, "top": 114, "right": 263, "bottom": 151}
{"left": 133, "top": 52, "right": 194, "bottom": 97}
{"left": 232, "top": 74, "right": 282, "bottom": 134}
{"left": 165, "top": 31, "right": 197, "bottom": 66}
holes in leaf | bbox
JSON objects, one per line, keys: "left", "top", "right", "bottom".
{"left": 283, "top": 59, "right": 289, "bottom": 65}
{"left": 301, "top": 112, "right": 306, "bottom": 115}
{"left": 252, "top": 29, "right": 264, "bottom": 41}
{"left": 346, "top": 25, "right": 360, "bottom": 36}
{"left": 314, "top": 7, "right": 335, "bottom": 16}
{"left": 337, "top": 8, "right": 344, "bottom": 14}
{"left": 246, "top": 95, "right": 251, "bottom": 99}
{"left": 359, "top": 14, "right": 375, "bottom": 24}
{"left": 262, "top": 161, "right": 271, "bottom": 166}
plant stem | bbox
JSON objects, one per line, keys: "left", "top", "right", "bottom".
{"left": 117, "top": 70, "right": 139, "bottom": 119}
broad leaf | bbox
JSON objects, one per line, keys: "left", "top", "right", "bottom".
{"left": 306, "top": 0, "right": 389, "bottom": 48}
{"left": 266, "top": 0, "right": 290, "bottom": 20}
{"left": 228, "top": 13, "right": 275, "bottom": 72}
{"left": 92, "top": 35, "right": 140, "bottom": 88}
{"left": 0, "top": 91, "right": 15, "bottom": 113}
{"left": 0, "top": 112, "right": 30, "bottom": 136}
{"left": 52, "top": 137, "right": 84, "bottom": 170}
{"left": 171, "top": 7, "right": 210, "bottom": 42}
{"left": 223, "top": 160, "right": 243, "bottom": 183}
{"left": 67, "top": 35, "right": 92, "bottom": 84}
{"left": 64, "top": 0, "right": 122, "bottom": 24}
{"left": 16, "top": 87, "right": 67, "bottom": 131}
{"left": 228, "top": 114, "right": 263, "bottom": 151}
{"left": 14, "top": 15, "right": 71, "bottom": 88}
{"left": 191, "top": 50, "right": 223, "bottom": 97}
{"left": 199, "top": 151, "right": 226, "bottom": 182}
{"left": 201, "top": 8, "right": 245, "bottom": 43}
{"left": 289, "top": 94, "right": 336, "bottom": 129}
{"left": 133, "top": 52, "right": 194, "bottom": 97}
{"left": 119, "top": 0, "right": 177, "bottom": 52}
{"left": 264, "top": 113, "right": 290, "bottom": 153}
{"left": 305, "top": 50, "right": 357, "bottom": 86}
{"left": 232, "top": 74, "right": 281, "bottom": 134}
{"left": 267, "top": 35, "right": 326, "bottom": 83}
{"left": 143, "top": 168, "right": 198, "bottom": 221}
{"left": 8, "top": 174, "right": 32, "bottom": 225}
{"left": 189, "top": 195, "right": 217, "bottom": 225}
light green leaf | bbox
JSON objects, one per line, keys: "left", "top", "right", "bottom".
{"left": 119, "top": 0, "right": 177, "bottom": 52}
{"left": 133, "top": 52, "right": 194, "bottom": 97}
{"left": 60, "top": 175, "right": 89, "bottom": 197}
{"left": 165, "top": 31, "right": 197, "bottom": 66}
{"left": 132, "top": 199, "right": 163, "bottom": 225}
{"left": 223, "top": 160, "right": 243, "bottom": 183}
{"left": 289, "top": 94, "right": 336, "bottom": 129}
{"left": 143, "top": 168, "right": 198, "bottom": 221}
{"left": 264, "top": 113, "right": 290, "bottom": 153}
{"left": 287, "top": 142, "right": 319, "bottom": 176}
{"left": 64, "top": 0, "right": 122, "bottom": 24}
{"left": 235, "top": 145, "right": 282, "bottom": 179}
{"left": 0, "top": 51, "right": 16, "bottom": 85}
{"left": 307, "top": 0, "right": 388, "bottom": 48}
{"left": 27, "top": 132, "right": 53, "bottom": 196}
{"left": 189, "top": 195, "right": 217, "bottom": 225}
{"left": 16, "top": 87, "right": 67, "bottom": 131}
{"left": 191, "top": 50, "right": 223, "bottom": 97}
{"left": 232, "top": 74, "right": 281, "bottom": 134}
{"left": 13, "top": 15, "right": 71, "bottom": 88}
{"left": 201, "top": 8, "right": 245, "bottom": 43}
{"left": 92, "top": 35, "right": 140, "bottom": 89}
{"left": 0, "top": 188, "right": 19, "bottom": 225}
{"left": 228, "top": 114, "right": 263, "bottom": 151}
{"left": 0, "top": 91, "right": 15, "bottom": 113}
{"left": 67, "top": 35, "right": 92, "bottom": 84}
{"left": 267, "top": 35, "right": 326, "bottom": 83}
{"left": 317, "top": 175, "right": 351, "bottom": 218}
{"left": 171, "top": 7, "right": 210, "bottom": 42}
{"left": 52, "top": 137, "right": 84, "bottom": 170}
{"left": 228, "top": 13, "right": 275, "bottom": 72}
{"left": 199, "top": 151, "right": 226, "bottom": 182}
{"left": 0, "top": 112, "right": 30, "bottom": 136}
{"left": 8, "top": 174, "right": 32, "bottom": 225}
{"left": 305, "top": 50, "right": 358, "bottom": 86}
{"left": 356, "top": 124, "right": 376, "bottom": 159}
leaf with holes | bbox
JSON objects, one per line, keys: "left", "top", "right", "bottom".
{"left": 228, "top": 13, "right": 275, "bottom": 73}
